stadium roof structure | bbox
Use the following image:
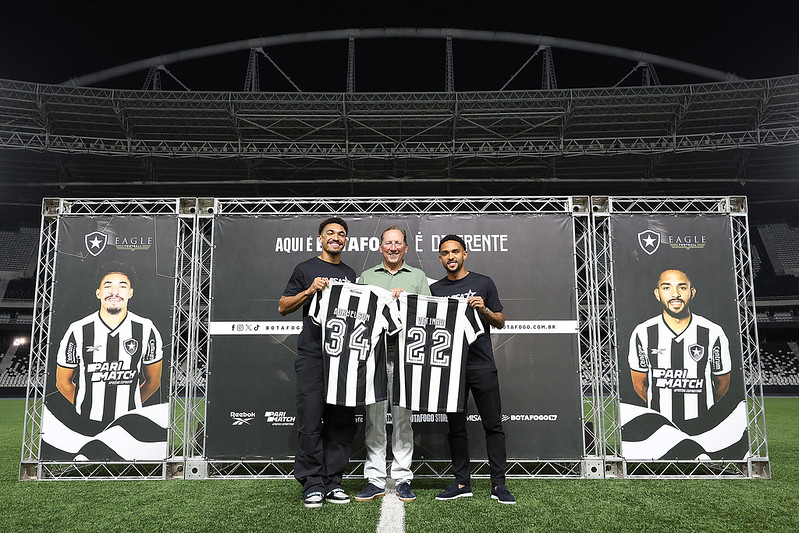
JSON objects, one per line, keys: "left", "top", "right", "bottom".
{"left": 1, "top": 29, "right": 798, "bottom": 204}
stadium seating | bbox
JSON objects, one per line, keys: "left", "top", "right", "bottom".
{"left": 750, "top": 226, "right": 799, "bottom": 298}
{"left": 752, "top": 245, "right": 762, "bottom": 276}
{"left": 2, "top": 277, "right": 35, "bottom": 301}
{"left": 0, "top": 343, "right": 31, "bottom": 388}
{"left": 0, "top": 313, "right": 33, "bottom": 324}
{"left": 758, "top": 223, "right": 799, "bottom": 276}
{"left": 759, "top": 341, "right": 799, "bottom": 386}
{"left": 0, "top": 227, "right": 38, "bottom": 272}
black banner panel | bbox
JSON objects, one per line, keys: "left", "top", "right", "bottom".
{"left": 207, "top": 214, "right": 582, "bottom": 461}
{"left": 610, "top": 215, "right": 749, "bottom": 461}
{"left": 41, "top": 216, "right": 177, "bottom": 461}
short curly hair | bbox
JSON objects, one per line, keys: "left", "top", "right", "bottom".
{"left": 438, "top": 234, "right": 467, "bottom": 252}
{"left": 318, "top": 217, "right": 348, "bottom": 235}
{"left": 96, "top": 261, "right": 136, "bottom": 288}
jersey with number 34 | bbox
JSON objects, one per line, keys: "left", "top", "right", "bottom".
{"left": 309, "top": 282, "right": 401, "bottom": 407}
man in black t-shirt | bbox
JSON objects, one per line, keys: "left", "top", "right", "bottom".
{"left": 278, "top": 217, "right": 357, "bottom": 508}
{"left": 429, "top": 234, "right": 516, "bottom": 505}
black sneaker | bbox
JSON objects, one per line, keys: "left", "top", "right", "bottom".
{"left": 354, "top": 483, "right": 386, "bottom": 501}
{"left": 395, "top": 481, "right": 416, "bottom": 502}
{"left": 491, "top": 484, "right": 516, "bottom": 505}
{"left": 325, "top": 488, "right": 350, "bottom": 504}
{"left": 435, "top": 482, "right": 473, "bottom": 500}
{"left": 303, "top": 491, "right": 324, "bottom": 508}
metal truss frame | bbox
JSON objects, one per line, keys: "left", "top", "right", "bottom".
{"left": 20, "top": 195, "right": 768, "bottom": 480}
{"left": 181, "top": 199, "right": 214, "bottom": 476}
{"left": 592, "top": 195, "right": 770, "bottom": 479}
{"left": 19, "top": 200, "right": 58, "bottom": 480}
{"left": 164, "top": 199, "right": 206, "bottom": 478}
{"left": 190, "top": 196, "right": 596, "bottom": 479}
{"left": 2, "top": 78, "right": 798, "bottom": 160}
{"left": 2, "top": 76, "right": 798, "bottom": 203}
{"left": 210, "top": 196, "right": 578, "bottom": 216}
{"left": 578, "top": 199, "right": 607, "bottom": 477}
{"left": 20, "top": 198, "right": 186, "bottom": 480}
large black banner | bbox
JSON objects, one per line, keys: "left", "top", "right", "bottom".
{"left": 41, "top": 216, "right": 176, "bottom": 461}
{"left": 611, "top": 215, "right": 749, "bottom": 461}
{"left": 207, "top": 214, "right": 583, "bottom": 461}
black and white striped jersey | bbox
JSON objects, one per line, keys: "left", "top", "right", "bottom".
{"left": 310, "top": 282, "right": 401, "bottom": 407}
{"left": 395, "top": 293, "right": 484, "bottom": 413}
{"left": 56, "top": 311, "right": 163, "bottom": 425}
{"left": 628, "top": 313, "right": 732, "bottom": 427}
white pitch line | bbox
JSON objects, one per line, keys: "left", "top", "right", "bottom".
{"left": 376, "top": 478, "right": 405, "bottom": 533}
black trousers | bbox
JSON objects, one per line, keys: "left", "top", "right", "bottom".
{"left": 446, "top": 366, "right": 507, "bottom": 487}
{"left": 294, "top": 354, "right": 357, "bottom": 496}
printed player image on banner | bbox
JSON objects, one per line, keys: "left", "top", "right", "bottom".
{"left": 40, "top": 216, "right": 177, "bottom": 462}
{"left": 611, "top": 214, "right": 749, "bottom": 461}
{"left": 207, "top": 214, "right": 582, "bottom": 462}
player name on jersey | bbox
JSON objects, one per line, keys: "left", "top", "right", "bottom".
{"left": 395, "top": 293, "right": 484, "bottom": 413}
{"left": 310, "top": 282, "right": 401, "bottom": 407}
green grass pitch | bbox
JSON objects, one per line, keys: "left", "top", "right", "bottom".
{"left": 1, "top": 398, "right": 797, "bottom": 532}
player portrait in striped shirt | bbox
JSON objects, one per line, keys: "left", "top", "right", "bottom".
{"left": 55, "top": 262, "right": 163, "bottom": 424}
{"left": 628, "top": 269, "right": 732, "bottom": 426}
{"left": 42, "top": 260, "right": 168, "bottom": 461}
{"left": 621, "top": 268, "right": 748, "bottom": 460}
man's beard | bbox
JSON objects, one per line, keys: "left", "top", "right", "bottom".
{"left": 663, "top": 300, "right": 690, "bottom": 320}
{"left": 325, "top": 241, "right": 343, "bottom": 255}
{"left": 106, "top": 307, "right": 123, "bottom": 315}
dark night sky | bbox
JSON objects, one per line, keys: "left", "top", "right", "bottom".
{"left": 2, "top": 2, "right": 798, "bottom": 91}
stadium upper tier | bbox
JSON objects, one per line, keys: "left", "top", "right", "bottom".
{"left": 1, "top": 74, "right": 798, "bottom": 201}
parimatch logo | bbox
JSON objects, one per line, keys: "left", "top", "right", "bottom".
{"left": 88, "top": 361, "right": 136, "bottom": 385}
{"left": 264, "top": 410, "right": 295, "bottom": 426}
{"left": 652, "top": 368, "right": 704, "bottom": 393}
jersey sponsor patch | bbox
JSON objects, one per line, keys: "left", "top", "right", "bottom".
{"left": 637, "top": 344, "right": 647, "bottom": 369}
{"left": 144, "top": 338, "right": 158, "bottom": 362}
{"left": 65, "top": 340, "right": 78, "bottom": 365}
{"left": 712, "top": 345, "right": 722, "bottom": 371}
{"left": 652, "top": 367, "right": 704, "bottom": 394}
